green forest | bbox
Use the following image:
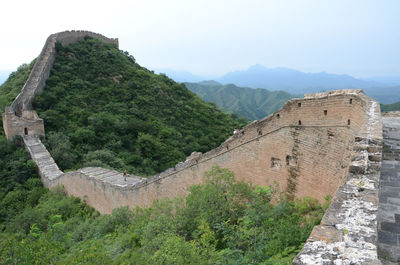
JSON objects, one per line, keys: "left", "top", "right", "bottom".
{"left": 0, "top": 37, "right": 328, "bottom": 264}
{"left": 381, "top": 101, "right": 400, "bottom": 112}
{"left": 0, "top": 138, "right": 327, "bottom": 264}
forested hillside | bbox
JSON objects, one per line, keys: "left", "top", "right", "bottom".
{"left": 28, "top": 37, "right": 246, "bottom": 176}
{"left": 381, "top": 101, "right": 400, "bottom": 112}
{"left": 0, "top": 62, "right": 34, "bottom": 111}
{"left": 185, "top": 81, "right": 295, "bottom": 120}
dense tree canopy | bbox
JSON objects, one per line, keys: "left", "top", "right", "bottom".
{"left": 0, "top": 150, "right": 328, "bottom": 265}
{"left": 381, "top": 101, "right": 400, "bottom": 112}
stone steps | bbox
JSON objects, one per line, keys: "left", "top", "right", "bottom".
{"left": 23, "top": 136, "right": 144, "bottom": 188}
{"left": 23, "top": 136, "right": 63, "bottom": 180}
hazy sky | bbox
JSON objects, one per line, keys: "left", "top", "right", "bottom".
{"left": 1, "top": 0, "right": 399, "bottom": 78}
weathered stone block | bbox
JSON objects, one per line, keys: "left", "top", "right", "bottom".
{"left": 349, "top": 162, "right": 367, "bottom": 174}
{"left": 379, "top": 230, "right": 398, "bottom": 246}
{"left": 308, "top": 225, "right": 342, "bottom": 243}
{"left": 378, "top": 243, "right": 400, "bottom": 264}
{"left": 369, "top": 154, "right": 383, "bottom": 162}
{"left": 368, "top": 145, "right": 383, "bottom": 153}
{"left": 381, "top": 222, "right": 400, "bottom": 234}
{"left": 395, "top": 214, "right": 400, "bottom": 224}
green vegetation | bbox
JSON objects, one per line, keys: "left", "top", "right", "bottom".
{"left": 381, "top": 101, "right": 400, "bottom": 112}
{"left": 0, "top": 62, "right": 33, "bottom": 111}
{"left": 185, "top": 81, "right": 295, "bottom": 121}
{"left": 0, "top": 148, "right": 327, "bottom": 265}
{"left": 0, "top": 137, "right": 41, "bottom": 226}
{"left": 29, "top": 37, "right": 245, "bottom": 175}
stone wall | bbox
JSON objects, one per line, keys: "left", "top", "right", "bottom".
{"left": 39, "top": 125, "right": 352, "bottom": 213}
{"left": 36, "top": 90, "right": 372, "bottom": 213}
{"left": 293, "top": 96, "right": 383, "bottom": 264}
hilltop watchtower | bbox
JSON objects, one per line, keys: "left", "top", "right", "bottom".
{"left": 2, "top": 108, "right": 44, "bottom": 140}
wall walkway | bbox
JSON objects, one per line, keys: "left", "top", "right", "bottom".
{"left": 378, "top": 112, "right": 400, "bottom": 264}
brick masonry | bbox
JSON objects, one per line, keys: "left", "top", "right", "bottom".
{"left": 293, "top": 94, "right": 383, "bottom": 264}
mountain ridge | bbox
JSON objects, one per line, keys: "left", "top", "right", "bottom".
{"left": 160, "top": 65, "right": 400, "bottom": 103}
{"left": 213, "top": 65, "right": 385, "bottom": 93}
{"left": 185, "top": 81, "right": 295, "bottom": 120}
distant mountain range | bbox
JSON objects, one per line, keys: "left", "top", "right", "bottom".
{"left": 159, "top": 65, "right": 400, "bottom": 103}
{"left": 216, "top": 64, "right": 384, "bottom": 94}
{"left": 185, "top": 81, "right": 295, "bottom": 120}
{"left": 363, "top": 86, "right": 400, "bottom": 104}
{"left": 362, "top": 76, "right": 400, "bottom": 86}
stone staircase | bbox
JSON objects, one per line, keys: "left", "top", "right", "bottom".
{"left": 23, "top": 135, "right": 145, "bottom": 190}
{"left": 23, "top": 135, "right": 63, "bottom": 180}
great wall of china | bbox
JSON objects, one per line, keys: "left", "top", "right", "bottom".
{"left": 2, "top": 31, "right": 399, "bottom": 264}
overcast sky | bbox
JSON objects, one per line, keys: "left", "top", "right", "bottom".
{"left": 1, "top": 0, "right": 399, "bottom": 78}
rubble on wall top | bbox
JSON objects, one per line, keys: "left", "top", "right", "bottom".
{"left": 382, "top": 111, "right": 400, "bottom": 117}
{"left": 52, "top": 30, "right": 119, "bottom": 42}
{"left": 304, "top": 89, "right": 364, "bottom": 99}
